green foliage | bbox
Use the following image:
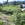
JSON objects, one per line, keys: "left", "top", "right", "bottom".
{"left": 0, "top": 7, "right": 2, "bottom": 11}
{"left": 0, "top": 21, "right": 3, "bottom": 25}
{"left": 0, "top": 5, "right": 21, "bottom": 25}
{"left": 0, "top": 5, "right": 20, "bottom": 22}
{"left": 15, "top": 8, "right": 22, "bottom": 25}
{"left": 0, "top": 5, "right": 17, "bottom": 12}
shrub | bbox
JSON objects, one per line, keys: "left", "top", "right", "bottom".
{"left": 0, "top": 21, "right": 4, "bottom": 25}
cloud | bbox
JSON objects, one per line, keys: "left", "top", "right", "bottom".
{"left": 0, "top": 0, "right": 7, "bottom": 3}
{"left": 9, "top": 0, "right": 17, "bottom": 2}
{"left": 0, "top": 0, "right": 24, "bottom": 3}
{"left": 17, "top": 0, "right": 24, "bottom": 1}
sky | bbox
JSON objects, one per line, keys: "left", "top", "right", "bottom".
{"left": 17, "top": 0, "right": 24, "bottom": 1}
{"left": 0, "top": 0, "right": 24, "bottom": 3}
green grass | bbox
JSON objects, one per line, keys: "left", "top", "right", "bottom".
{"left": 0, "top": 5, "right": 20, "bottom": 22}
{"left": 0, "top": 5, "right": 25, "bottom": 25}
{"left": 2, "top": 5, "right": 20, "bottom": 11}
{"left": 2, "top": 5, "right": 20, "bottom": 22}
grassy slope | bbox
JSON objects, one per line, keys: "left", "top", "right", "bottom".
{"left": 0, "top": 5, "right": 25, "bottom": 25}
{"left": 0, "top": 5, "right": 20, "bottom": 22}
{"left": 2, "top": 5, "right": 20, "bottom": 11}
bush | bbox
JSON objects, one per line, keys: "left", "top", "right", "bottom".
{"left": 0, "top": 21, "right": 4, "bottom": 25}
{"left": 0, "top": 6, "right": 2, "bottom": 12}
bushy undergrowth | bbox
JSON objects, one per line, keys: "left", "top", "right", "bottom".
{"left": 0, "top": 21, "right": 4, "bottom": 25}
{"left": 0, "top": 5, "right": 25, "bottom": 25}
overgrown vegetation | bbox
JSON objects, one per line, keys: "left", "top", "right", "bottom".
{"left": 0, "top": 21, "right": 4, "bottom": 25}
{"left": 0, "top": 5, "right": 25, "bottom": 25}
